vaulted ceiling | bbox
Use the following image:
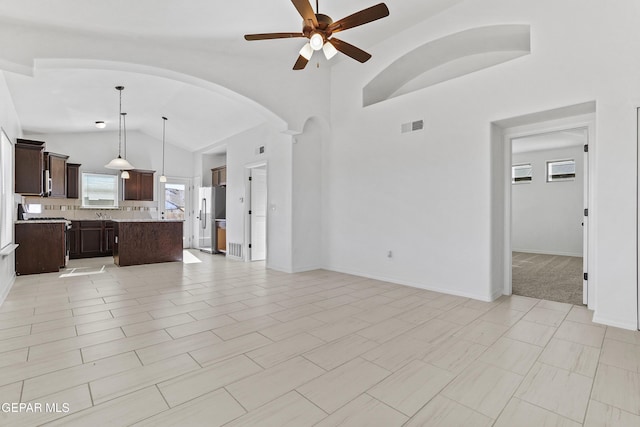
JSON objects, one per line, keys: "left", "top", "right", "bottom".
{"left": 0, "top": 0, "right": 464, "bottom": 151}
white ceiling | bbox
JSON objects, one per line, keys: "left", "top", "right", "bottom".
{"left": 4, "top": 68, "right": 266, "bottom": 152}
{"left": 0, "top": 0, "right": 464, "bottom": 152}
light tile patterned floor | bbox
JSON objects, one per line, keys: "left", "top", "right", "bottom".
{"left": 0, "top": 250, "right": 639, "bottom": 426}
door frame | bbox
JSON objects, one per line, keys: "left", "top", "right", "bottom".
{"left": 503, "top": 115, "right": 595, "bottom": 309}
{"left": 244, "top": 161, "right": 268, "bottom": 262}
{"left": 158, "top": 176, "right": 192, "bottom": 249}
{"left": 637, "top": 108, "right": 640, "bottom": 330}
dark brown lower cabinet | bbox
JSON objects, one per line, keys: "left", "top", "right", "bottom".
{"left": 70, "top": 220, "right": 114, "bottom": 259}
{"left": 15, "top": 222, "right": 66, "bottom": 275}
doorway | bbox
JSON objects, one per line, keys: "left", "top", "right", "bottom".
{"left": 509, "top": 128, "right": 589, "bottom": 305}
{"left": 159, "top": 177, "right": 192, "bottom": 249}
{"left": 246, "top": 164, "right": 267, "bottom": 261}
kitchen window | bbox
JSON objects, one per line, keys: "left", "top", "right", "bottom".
{"left": 547, "top": 159, "right": 575, "bottom": 182}
{"left": 82, "top": 172, "right": 119, "bottom": 208}
{"left": 512, "top": 163, "right": 532, "bottom": 184}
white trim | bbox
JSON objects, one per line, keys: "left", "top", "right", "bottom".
{"left": 0, "top": 273, "right": 15, "bottom": 306}
{"left": 501, "top": 113, "right": 596, "bottom": 311}
{"left": 325, "top": 265, "right": 500, "bottom": 302}
{"left": 593, "top": 315, "right": 638, "bottom": 331}
{"left": 0, "top": 243, "right": 18, "bottom": 257}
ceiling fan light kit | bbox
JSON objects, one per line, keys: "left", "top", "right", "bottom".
{"left": 244, "top": 0, "right": 389, "bottom": 70}
{"left": 299, "top": 43, "right": 313, "bottom": 60}
{"left": 322, "top": 41, "right": 337, "bottom": 60}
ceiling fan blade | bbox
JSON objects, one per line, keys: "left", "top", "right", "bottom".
{"left": 291, "top": 0, "right": 318, "bottom": 27}
{"left": 330, "top": 38, "right": 372, "bottom": 63}
{"left": 328, "top": 3, "right": 389, "bottom": 33}
{"left": 244, "top": 32, "right": 305, "bottom": 41}
{"left": 293, "top": 55, "right": 309, "bottom": 70}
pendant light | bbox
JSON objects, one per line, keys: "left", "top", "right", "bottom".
{"left": 105, "top": 86, "right": 135, "bottom": 170}
{"left": 120, "top": 112, "right": 130, "bottom": 180}
{"left": 159, "top": 116, "right": 168, "bottom": 183}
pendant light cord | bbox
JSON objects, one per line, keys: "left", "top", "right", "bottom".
{"left": 162, "top": 116, "right": 168, "bottom": 176}
{"left": 116, "top": 86, "right": 124, "bottom": 157}
{"left": 122, "top": 112, "right": 127, "bottom": 158}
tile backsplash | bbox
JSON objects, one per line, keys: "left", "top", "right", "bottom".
{"left": 22, "top": 196, "right": 158, "bottom": 220}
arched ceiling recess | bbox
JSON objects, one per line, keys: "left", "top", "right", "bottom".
{"left": 363, "top": 24, "right": 531, "bottom": 107}
{"left": 4, "top": 59, "right": 287, "bottom": 153}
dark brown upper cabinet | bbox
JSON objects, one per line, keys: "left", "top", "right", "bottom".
{"left": 212, "top": 166, "right": 226, "bottom": 187}
{"left": 123, "top": 169, "right": 155, "bottom": 201}
{"left": 14, "top": 139, "right": 45, "bottom": 195}
{"left": 66, "top": 163, "right": 81, "bottom": 199}
{"left": 45, "top": 152, "right": 69, "bottom": 198}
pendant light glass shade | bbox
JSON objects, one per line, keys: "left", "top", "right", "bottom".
{"left": 105, "top": 86, "right": 135, "bottom": 170}
{"left": 160, "top": 116, "right": 168, "bottom": 183}
{"left": 105, "top": 156, "right": 134, "bottom": 170}
{"left": 121, "top": 170, "right": 130, "bottom": 179}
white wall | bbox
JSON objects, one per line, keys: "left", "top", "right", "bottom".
{"left": 292, "top": 117, "right": 325, "bottom": 272}
{"left": 0, "top": 72, "right": 22, "bottom": 303}
{"left": 24, "top": 130, "right": 194, "bottom": 202}
{"left": 512, "top": 146, "right": 584, "bottom": 257}
{"left": 223, "top": 123, "right": 293, "bottom": 272}
{"left": 327, "top": 0, "right": 640, "bottom": 327}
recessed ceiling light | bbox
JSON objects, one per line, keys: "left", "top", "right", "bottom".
{"left": 95, "top": 121, "right": 106, "bottom": 129}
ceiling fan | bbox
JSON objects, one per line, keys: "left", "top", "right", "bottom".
{"left": 244, "top": 0, "right": 389, "bottom": 70}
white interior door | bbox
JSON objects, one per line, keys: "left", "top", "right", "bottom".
{"left": 159, "top": 177, "right": 191, "bottom": 249}
{"left": 250, "top": 167, "right": 267, "bottom": 261}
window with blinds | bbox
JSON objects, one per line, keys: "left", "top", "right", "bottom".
{"left": 547, "top": 159, "right": 575, "bottom": 182}
{"left": 512, "top": 163, "right": 532, "bottom": 184}
{"left": 82, "top": 172, "right": 119, "bottom": 208}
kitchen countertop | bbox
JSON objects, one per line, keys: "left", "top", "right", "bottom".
{"left": 15, "top": 220, "right": 70, "bottom": 224}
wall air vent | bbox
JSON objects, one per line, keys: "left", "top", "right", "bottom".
{"left": 228, "top": 242, "right": 243, "bottom": 258}
{"left": 401, "top": 120, "right": 424, "bottom": 134}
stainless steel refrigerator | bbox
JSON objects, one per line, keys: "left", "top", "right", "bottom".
{"left": 198, "top": 186, "right": 226, "bottom": 253}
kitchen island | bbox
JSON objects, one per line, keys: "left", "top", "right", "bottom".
{"left": 111, "top": 219, "right": 183, "bottom": 267}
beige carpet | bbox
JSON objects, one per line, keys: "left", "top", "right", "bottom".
{"left": 512, "top": 252, "right": 584, "bottom": 305}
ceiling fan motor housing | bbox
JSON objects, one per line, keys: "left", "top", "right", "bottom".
{"left": 303, "top": 13, "right": 334, "bottom": 38}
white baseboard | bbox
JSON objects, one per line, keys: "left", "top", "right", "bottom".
{"left": 0, "top": 273, "right": 15, "bottom": 307}
{"left": 323, "top": 265, "right": 496, "bottom": 302}
{"left": 512, "top": 248, "right": 583, "bottom": 257}
{"left": 592, "top": 314, "right": 638, "bottom": 331}
{"left": 291, "top": 265, "right": 322, "bottom": 273}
